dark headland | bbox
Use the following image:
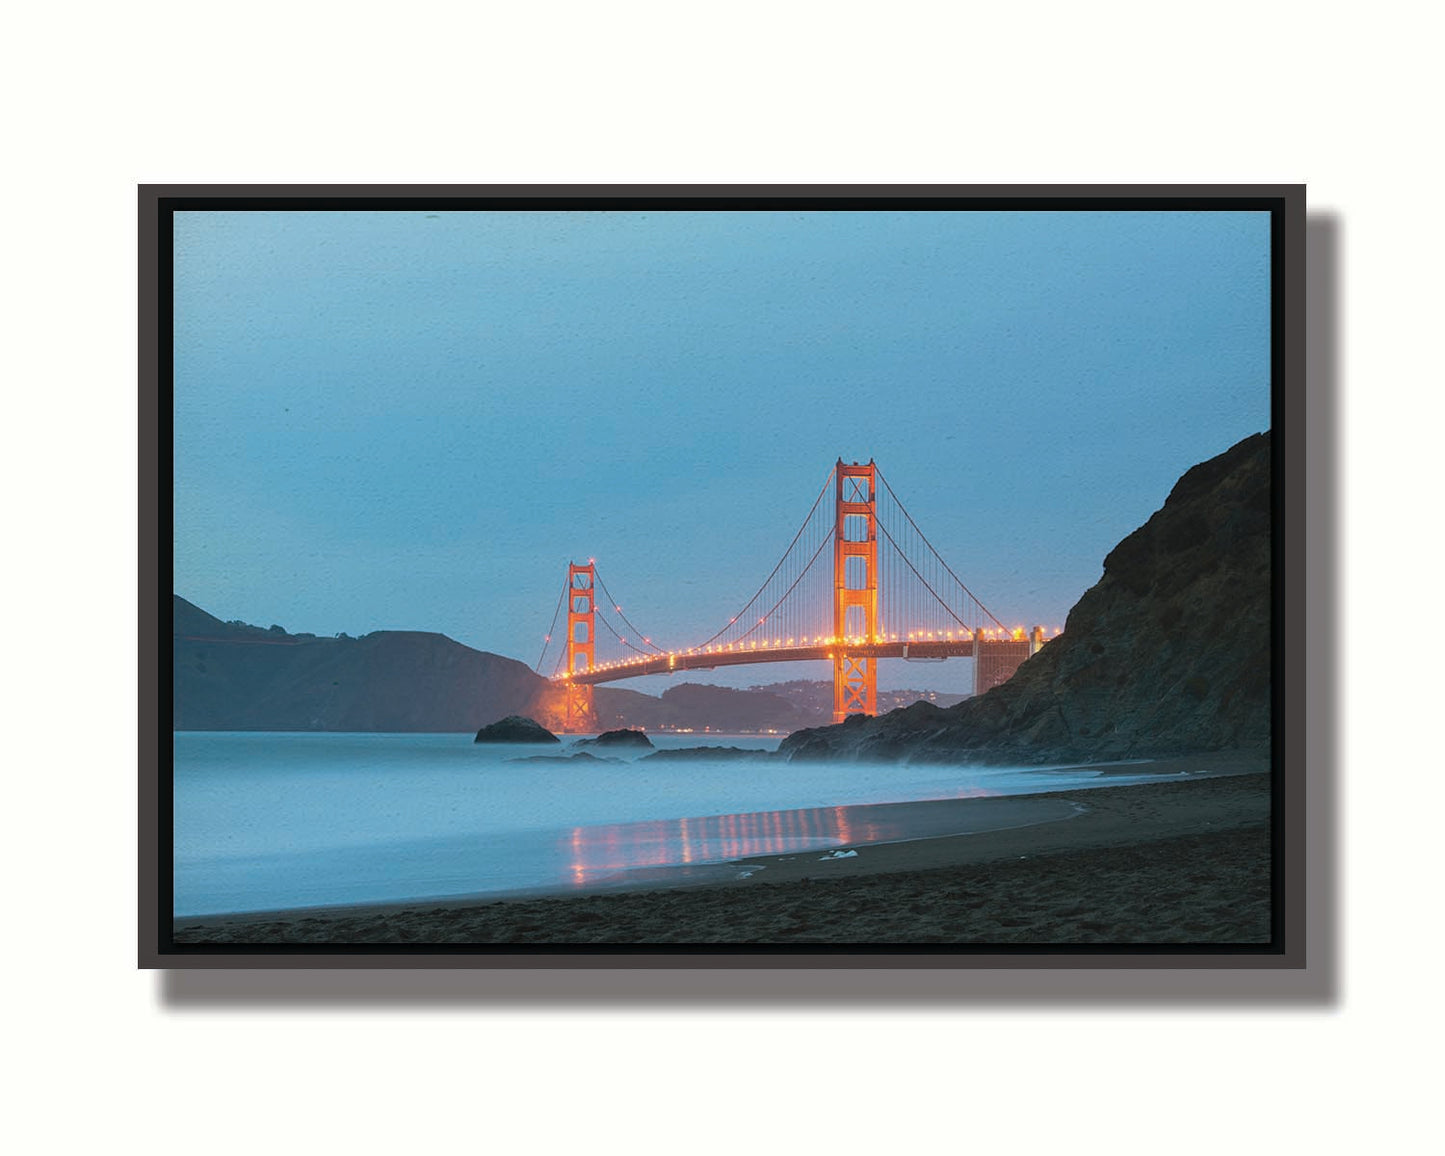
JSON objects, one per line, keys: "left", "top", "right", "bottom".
{"left": 174, "top": 433, "right": 1273, "bottom": 947}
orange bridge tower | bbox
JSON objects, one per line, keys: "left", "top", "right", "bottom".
{"left": 832, "top": 459, "right": 879, "bottom": 722}
{"left": 564, "top": 561, "right": 597, "bottom": 731}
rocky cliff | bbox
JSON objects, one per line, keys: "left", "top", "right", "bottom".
{"left": 779, "top": 432, "right": 1273, "bottom": 764}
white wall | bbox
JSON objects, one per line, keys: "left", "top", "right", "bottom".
{"left": 5, "top": 3, "right": 1436, "bottom": 1152}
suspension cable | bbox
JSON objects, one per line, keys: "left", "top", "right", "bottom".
{"left": 534, "top": 578, "right": 568, "bottom": 673}
{"left": 728, "top": 531, "right": 834, "bottom": 646}
{"left": 593, "top": 603, "right": 657, "bottom": 656}
{"left": 876, "top": 467, "right": 1008, "bottom": 630}
{"left": 876, "top": 516, "right": 1006, "bottom": 634}
{"left": 593, "top": 566, "right": 666, "bottom": 654}
{"left": 690, "top": 465, "right": 837, "bottom": 650}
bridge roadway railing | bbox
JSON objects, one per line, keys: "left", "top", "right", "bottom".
{"left": 562, "top": 638, "right": 1033, "bottom": 687}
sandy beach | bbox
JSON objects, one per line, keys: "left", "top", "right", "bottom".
{"left": 172, "top": 755, "right": 1271, "bottom": 946}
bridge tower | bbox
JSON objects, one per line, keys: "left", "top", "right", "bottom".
{"left": 832, "top": 459, "right": 878, "bottom": 722}
{"left": 564, "top": 561, "right": 597, "bottom": 731}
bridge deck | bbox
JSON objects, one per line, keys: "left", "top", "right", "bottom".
{"left": 563, "top": 638, "right": 1032, "bottom": 686}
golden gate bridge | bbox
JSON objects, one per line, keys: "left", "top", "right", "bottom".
{"left": 535, "top": 460, "right": 1058, "bottom": 731}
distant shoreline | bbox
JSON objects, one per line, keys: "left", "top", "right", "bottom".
{"left": 173, "top": 754, "right": 1270, "bottom": 946}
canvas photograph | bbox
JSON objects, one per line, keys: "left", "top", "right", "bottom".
{"left": 152, "top": 189, "right": 1294, "bottom": 959}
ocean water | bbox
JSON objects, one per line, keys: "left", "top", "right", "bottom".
{"left": 172, "top": 732, "right": 1180, "bottom": 917}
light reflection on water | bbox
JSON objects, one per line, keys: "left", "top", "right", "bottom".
{"left": 564, "top": 789, "right": 998, "bottom": 887}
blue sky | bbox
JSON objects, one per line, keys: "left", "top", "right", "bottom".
{"left": 173, "top": 208, "right": 1270, "bottom": 692}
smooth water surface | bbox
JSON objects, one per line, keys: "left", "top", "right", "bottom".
{"left": 173, "top": 732, "right": 1179, "bottom": 916}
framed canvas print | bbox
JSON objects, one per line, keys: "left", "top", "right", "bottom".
{"left": 141, "top": 185, "right": 1306, "bottom": 969}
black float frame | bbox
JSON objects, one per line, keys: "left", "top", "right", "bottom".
{"left": 140, "top": 184, "right": 1310, "bottom": 974}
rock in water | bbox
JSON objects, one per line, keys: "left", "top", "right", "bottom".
{"left": 780, "top": 432, "right": 1273, "bottom": 765}
{"left": 641, "top": 746, "right": 759, "bottom": 762}
{"left": 573, "top": 728, "right": 655, "bottom": 750}
{"left": 474, "top": 716, "right": 560, "bottom": 744}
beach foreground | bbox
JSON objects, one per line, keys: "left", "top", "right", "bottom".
{"left": 173, "top": 758, "right": 1271, "bottom": 946}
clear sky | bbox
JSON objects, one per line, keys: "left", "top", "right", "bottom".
{"left": 173, "top": 208, "right": 1270, "bottom": 693}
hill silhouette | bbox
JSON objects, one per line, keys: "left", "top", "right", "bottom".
{"left": 173, "top": 598, "right": 558, "bottom": 732}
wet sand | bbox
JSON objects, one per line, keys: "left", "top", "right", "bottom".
{"left": 172, "top": 755, "right": 1271, "bottom": 946}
